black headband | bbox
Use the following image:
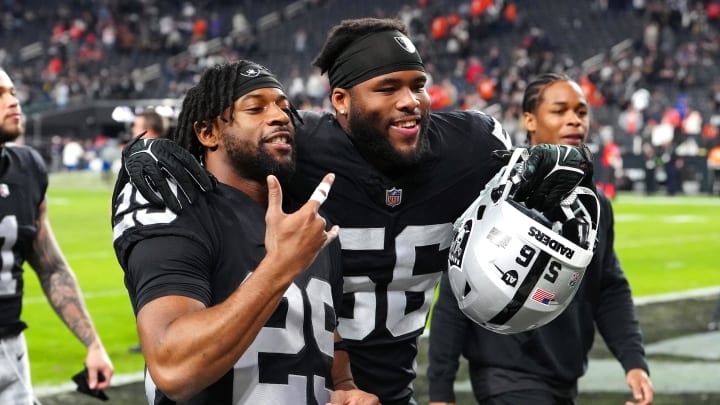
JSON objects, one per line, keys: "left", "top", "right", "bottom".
{"left": 233, "top": 62, "right": 285, "bottom": 98}
{"left": 328, "top": 30, "right": 425, "bottom": 89}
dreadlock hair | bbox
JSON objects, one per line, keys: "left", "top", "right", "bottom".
{"left": 312, "top": 18, "right": 410, "bottom": 75}
{"left": 172, "top": 61, "right": 301, "bottom": 162}
{"left": 522, "top": 72, "right": 574, "bottom": 144}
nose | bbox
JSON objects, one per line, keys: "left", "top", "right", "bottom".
{"left": 267, "top": 103, "right": 290, "bottom": 125}
{"left": 397, "top": 87, "right": 420, "bottom": 111}
{"left": 567, "top": 111, "right": 583, "bottom": 126}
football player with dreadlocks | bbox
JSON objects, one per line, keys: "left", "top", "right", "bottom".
{"left": 112, "top": 60, "right": 379, "bottom": 405}
{"left": 118, "top": 19, "right": 595, "bottom": 405}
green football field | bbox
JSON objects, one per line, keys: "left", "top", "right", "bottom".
{"left": 22, "top": 172, "right": 720, "bottom": 387}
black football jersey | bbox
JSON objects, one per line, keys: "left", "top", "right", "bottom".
{"left": 112, "top": 182, "right": 343, "bottom": 405}
{"left": 289, "top": 110, "right": 511, "bottom": 404}
{"left": 0, "top": 145, "right": 48, "bottom": 332}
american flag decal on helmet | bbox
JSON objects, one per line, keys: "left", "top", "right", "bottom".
{"left": 385, "top": 188, "right": 402, "bottom": 207}
{"left": 531, "top": 288, "right": 555, "bottom": 305}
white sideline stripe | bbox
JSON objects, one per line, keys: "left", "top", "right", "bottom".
{"left": 35, "top": 371, "right": 145, "bottom": 398}
{"left": 65, "top": 251, "right": 115, "bottom": 260}
{"left": 615, "top": 213, "right": 709, "bottom": 223}
{"left": 616, "top": 196, "right": 720, "bottom": 206}
{"left": 634, "top": 285, "right": 720, "bottom": 306}
{"left": 46, "top": 197, "right": 69, "bottom": 205}
{"left": 617, "top": 234, "right": 720, "bottom": 249}
{"left": 24, "top": 289, "right": 127, "bottom": 304}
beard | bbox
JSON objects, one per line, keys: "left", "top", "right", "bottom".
{"left": 0, "top": 122, "right": 23, "bottom": 144}
{"left": 223, "top": 133, "right": 296, "bottom": 185}
{"left": 347, "top": 105, "right": 430, "bottom": 174}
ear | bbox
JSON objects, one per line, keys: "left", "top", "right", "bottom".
{"left": 331, "top": 88, "right": 350, "bottom": 115}
{"left": 194, "top": 120, "right": 219, "bottom": 151}
{"left": 523, "top": 111, "right": 536, "bottom": 133}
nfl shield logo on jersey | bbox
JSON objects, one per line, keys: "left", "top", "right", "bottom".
{"left": 0, "top": 184, "right": 9, "bottom": 198}
{"left": 385, "top": 188, "right": 402, "bottom": 207}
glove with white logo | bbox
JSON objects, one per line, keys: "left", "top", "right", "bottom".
{"left": 493, "top": 144, "right": 594, "bottom": 214}
{"left": 122, "top": 135, "right": 215, "bottom": 213}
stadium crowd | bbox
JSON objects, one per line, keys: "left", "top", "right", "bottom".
{"left": 1, "top": 0, "right": 720, "bottom": 194}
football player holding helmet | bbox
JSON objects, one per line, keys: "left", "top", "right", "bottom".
{"left": 447, "top": 148, "right": 600, "bottom": 334}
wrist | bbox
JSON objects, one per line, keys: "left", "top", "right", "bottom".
{"left": 333, "top": 377, "right": 356, "bottom": 391}
{"left": 87, "top": 338, "right": 103, "bottom": 350}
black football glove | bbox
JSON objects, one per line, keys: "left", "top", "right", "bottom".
{"left": 493, "top": 144, "right": 594, "bottom": 214}
{"left": 122, "top": 134, "right": 215, "bottom": 213}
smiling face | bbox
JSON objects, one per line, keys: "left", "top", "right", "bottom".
{"left": 202, "top": 87, "right": 296, "bottom": 184}
{"left": 335, "top": 69, "right": 431, "bottom": 171}
{"left": 0, "top": 70, "right": 23, "bottom": 144}
{"left": 524, "top": 80, "right": 589, "bottom": 146}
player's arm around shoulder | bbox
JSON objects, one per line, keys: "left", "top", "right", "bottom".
{"left": 462, "top": 109, "right": 513, "bottom": 150}
{"left": 27, "top": 198, "right": 114, "bottom": 390}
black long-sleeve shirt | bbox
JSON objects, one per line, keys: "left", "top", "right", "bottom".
{"left": 427, "top": 191, "right": 649, "bottom": 402}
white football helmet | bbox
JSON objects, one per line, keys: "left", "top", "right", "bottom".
{"left": 447, "top": 148, "right": 600, "bottom": 334}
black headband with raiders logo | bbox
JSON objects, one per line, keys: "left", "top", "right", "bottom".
{"left": 234, "top": 61, "right": 285, "bottom": 98}
{"left": 232, "top": 61, "right": 303, "bottom": 125}
{"left": 328, "top": 30, "right": 425, "bottom": 89}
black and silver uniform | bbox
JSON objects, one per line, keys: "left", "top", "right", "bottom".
{"left": 288, "top": 110, "right": 511, "bottom": 405}
{"left": 0, "top": 145, "right": 48, "bottom": 336}
{"left": 113, "top": 182, "right": 343, "bottom": 405}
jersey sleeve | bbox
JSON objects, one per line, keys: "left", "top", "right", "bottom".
{"left": 125, "top": 235, "right": 214, "bottom": 314}
{"left": 5, "top": 145, "right": 49, "bottom": 207}
{"left": 593, "top": 193, "right": 649, "bottom": 374}
{"left": 25, "top": 146, "right": 49, "bottom": 197}
{"left": 112, "top": 178, "right": 219, "bottom": 314}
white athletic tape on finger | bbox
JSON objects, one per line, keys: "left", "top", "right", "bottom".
{"left": 309, "top": 182, "right": 331, "bottom": 204}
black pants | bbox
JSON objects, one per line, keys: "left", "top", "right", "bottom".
{"left": 479, "top": 389, "right": 576, "bottom": 405}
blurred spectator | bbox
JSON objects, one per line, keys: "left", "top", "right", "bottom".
{"left": 707, "top": 144, "right": 720, "bottom": 194}
{"left": 643, "top": 142, "right": 661, "bottom": 194}
{"left": 597, "top": 127, "right": 622, "bottom": 198}
{"left": 62, "top": 137, "right": 84, "bottom": 170}
{"left": 131, "top": 109, "right": 168, "bottom": 139}
{"left": 305, "top": 68, "right": 328, "bottom": 106}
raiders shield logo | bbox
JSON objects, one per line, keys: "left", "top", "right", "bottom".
{"left": 449, "top": 219, "right": 472, "bottom": 268}
{"left": 241, "top": 67, "right": 261, "bottom": 77}
{"left": 394, "top": 35, "right": 417, "bottom": 53}
{"left": 385, "top": 187, "right": 402, "bottom": 207}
